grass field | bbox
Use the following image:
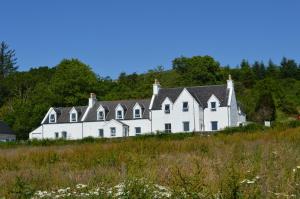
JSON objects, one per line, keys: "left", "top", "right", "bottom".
{"left": 1, "top": 125, "right": 300, "bottom": 198}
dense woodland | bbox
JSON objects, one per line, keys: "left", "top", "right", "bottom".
{"left": 1, "top": 42, "right": 300, "bottom": 139}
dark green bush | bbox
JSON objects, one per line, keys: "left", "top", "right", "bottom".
{"left": 221, "top": 123, "right": 265, "bottom": 134}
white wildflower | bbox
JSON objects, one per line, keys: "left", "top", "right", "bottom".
{"left": 76, "top": 183, "right": 87, "bottom": 189}
{"left": 246, "top": 180, "right": 255, "bottom": 184}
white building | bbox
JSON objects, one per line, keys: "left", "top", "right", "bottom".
{"left": 29, "top": 76, "right": 246, "bottom": 140}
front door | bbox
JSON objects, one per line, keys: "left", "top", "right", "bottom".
{"left": 123, "top": 126, "right": 129, "bottom": 137}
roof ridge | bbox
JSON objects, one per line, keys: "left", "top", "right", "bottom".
{"left": 162, "top": 84, "right": 226, "bottom": 90}
{"left": 97, "top": 98, "right": 151, "bottom": 103}
{"left": 54, "top": 106, "right": 87, "bottom": 109}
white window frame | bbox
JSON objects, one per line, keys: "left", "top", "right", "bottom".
{"left": 134, "top": 109, "right": 141, "bottom": 119}
{"left": 135, "top": 127, "right": 141, "bottom": 135}
{"left": 70, "top": 113, "right": 77, "bottom": 122}
{"left": 211, "top": 102, "right": 217, "bottom": 111}
{"left": 116, "top": 110, "right": 123, "bottom": 119}
{"left": 211, "top": 121, "right": 218, "bottom": 131}
{"left": 182, "top": 102, "right": 189, "bottom": 112}
{"left": 110, "top": 127, "right": 116, "bottom": 136}
{"left": 165, "top": 123, "right": 172, "bottom": 133}
{"left": 164, "top": 104, "right": 170, "bottom": 114}
{"left": 97, "top": 111, "right": 105, "bottom": 121}
{"left": 49, "top": 114, "right": 56, "bottom": 123}
{"left": 183, "top": 121, "right": 190, "bottom": 132}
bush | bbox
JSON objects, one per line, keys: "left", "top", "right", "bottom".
{"left": 221, "top": 123, "right": 265, "bottom": 134}
{"left": 272, "top": 120, "right": 300, "bottom": 130}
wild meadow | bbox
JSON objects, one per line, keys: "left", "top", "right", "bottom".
{"left": 1, "top": 124, "right": 300, "bottom": 198}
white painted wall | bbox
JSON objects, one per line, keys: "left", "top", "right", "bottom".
{"left": 202, "top": 94, "right": 228, "bottom": 131}
{"left": 41, "top": 123, "right": 83, "bottom": 140}
{"left": 151, "top": 89, "right": 201, "bottom": 133}
{"left": 82, "top": 119, "right": 151, "bottom": 138}
{"left": 122, "top": 119, "right": 151, "bottom": 136}
{"left": 204, "top": 106, "right": 229, "bottom": 131}
{"left": 29, "top": 126, "right": 43, "bottom": 139}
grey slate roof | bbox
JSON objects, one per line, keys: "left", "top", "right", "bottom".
{"left": 85, "top": 99, "right": 151, "bottom": 122}
{"left": 151, "top": 84, "right": 229, "bottom": 110}
{"left": 43, "top": 106, "right": 87, "bottom": 124}
{"left": 0, "top": 121, "right": 14, "bottom": 135}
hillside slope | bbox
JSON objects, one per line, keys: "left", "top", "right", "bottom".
{"left": 1, "top": 128, "right": 300, "bottom": 198}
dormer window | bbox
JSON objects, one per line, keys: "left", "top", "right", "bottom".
{"left": 134, "top": 109, "right": 141, "bottom": 118}
{"left": 49, "top": 114, "right": 56, "bottom": 123}
{"left": 183, "top": 102, "right": 189, "bottom": 112}
{"left": 211, "top": 102, "right": 216, "bottom": 111}
{"left": 98, "top": 111, "right": 104, "bottom": 121}
{"left": 117, "top": 110, "right": 123, "bottom": 119}
{"left": 164, "top": 104, "right": 170, "bottom": 114}
{"left": 71, "top": 113, "right": 77, "bottom": 122}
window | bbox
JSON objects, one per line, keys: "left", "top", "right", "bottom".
{"left": 98, "top": 111, "right": 104, "bottom": 120}
{"left": 49, "top": 114, "right": 55, "bottom": 123}
{"left": 117, "top": 110, "right": 123, "bottom": 119}
{"left": 183, "top": 102, "right": 189, "bottom": 112}
{"left": 71, "top": 113, "right": 77, "bottom": 122}
{"left": 211, "top": 102, "right": 216, "bottom": 111}
{"left": 165, "top": 123, "right": 172, "bottom": 133}
{"left": 134, "top": 109, "right": 141, "bottom": 118}
{"left": 183, "top": 122, "right": 190, "bottom": 132}
{"left": 135, "top": 127, "right": 141, "bottom": 135}
{"left": 110, "top": 127, "right": 116, "bottom": 136}
{"left": 55, "top": 132, "right": 59, "bottom": 139}
{"left": 211, "top": 121, "right": 218, "bottom": 131}
{"left": 99, "top": 129, "right": 104, "bottom": 138}
{"left": 62, "top": 131, "right": 67, "bottom": 139}
{"left": 164, "top": 104, "right": 170, "bottom": 114}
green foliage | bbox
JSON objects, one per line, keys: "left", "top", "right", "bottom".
{"left": 221, "top": 123, "right": 266, "bottom": 134}
{"left": 50, "top": 59, "right": 98, "bottom": 106}
{"left": 254, "top": 91, "right": 276, "bottom": 123}
{"left": 172, "top": 55, "right": 222, "bottom": 86}
{"left": 11, "top": 177, "right": 35, "bottom": 199}
{"left": 0, "top": 41, "right": 18, "bottom": 79}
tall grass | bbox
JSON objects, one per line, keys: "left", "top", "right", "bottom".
{"left": 1, "top": 126, "right": 300, "bottom": 198}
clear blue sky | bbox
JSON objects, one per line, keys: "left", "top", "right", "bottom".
{"left": 1, "top": 0, "right": 299, "bottom": 78}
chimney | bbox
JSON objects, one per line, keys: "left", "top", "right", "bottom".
{"left": 153, "top": 79, "right": 161, "bottom": 95}
{"left": 88, "top": 93, "right": 96, "bottom": 108}
{"left": 227, "top": 74, "right": 233, "bottom": 90}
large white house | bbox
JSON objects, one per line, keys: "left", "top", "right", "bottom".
{"left": 29, "top": 76, "right": 246, "bottom": 140}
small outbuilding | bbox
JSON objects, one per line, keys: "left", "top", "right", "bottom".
{"left": 0, "top": 121, "right": 16, "bottom": 142}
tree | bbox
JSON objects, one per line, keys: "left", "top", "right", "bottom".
{"left": 172, "top": 55, "right": 221, "bottom": 86}
{"left": 0, "top": 41, "right": 18, "bottom": 79}
{"left": 50, "top": 59, "right": 98, "bottom": 106}
{"left": 252, "top": 61, "right": 265, "bottom": 80}
{"left": 240, "top": 59, "right": 255, "bottom": 88}
{"left": 280, "top": 57, "right": 299, "bottom": 79}
{"left": 266, "top": 60, "right": 279, "bottom": 78}
{"left": 254, "top": 91, "right": 276, "bottom": 123}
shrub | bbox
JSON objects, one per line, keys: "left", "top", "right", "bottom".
{"left": 221, "top": 123, "right": 265, "bottom": 134}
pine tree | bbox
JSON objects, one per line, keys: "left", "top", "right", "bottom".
{"left": 0, "top": 42, "right": 18, "bottom": 79}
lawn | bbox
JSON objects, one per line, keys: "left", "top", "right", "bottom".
{"left": 1, "top": 127, "right": 300, "bottom": 198}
